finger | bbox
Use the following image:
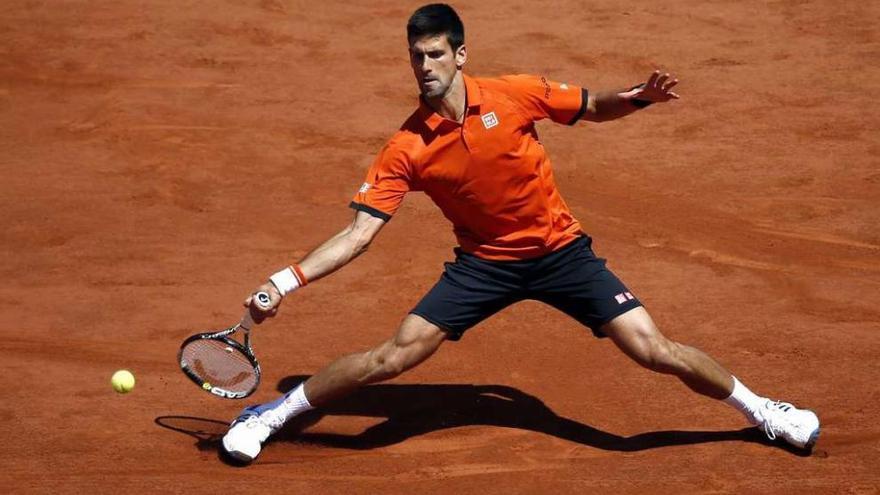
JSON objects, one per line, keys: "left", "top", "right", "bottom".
{"left": 668, "top": 91, "right": 680, "bottom": 99}
{"left": 646, "top": 70, "right": 660, "bottom": 88}
{"left": 663, "top": 79, "right": 679, "bottom": 92}
{"left": 656, "top": 73, "right": 670, "bottom": 89}
{"left": 243, "top": 296, "right": 252, "bottom": 307}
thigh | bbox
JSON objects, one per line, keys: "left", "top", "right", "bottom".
{"left": 529, "top": 238, "right": 642, "bottom": 337}
{"left": 410, "top": 253, "right": 524, "bottom": 341}
{"left": 600, "top": 306, "right": 664, "bottom": 361}
{"left": 382, "top": 313, "right": 449, "bottom": 369}
{"left": 394, "top": 314, "right": 448, "bottom": 351}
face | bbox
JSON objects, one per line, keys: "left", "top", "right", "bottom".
{"left": 408, "top": 34, "right": 466, "bottom": 99}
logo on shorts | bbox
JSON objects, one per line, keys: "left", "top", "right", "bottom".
{"left": 358, "top": 182, "right": 371, "bottom": 193}
{"left": 481, "top": 112, "right": 499, "bottom": 129}
{"left": 614, "top": 292, "right": 635, "bottom": 305}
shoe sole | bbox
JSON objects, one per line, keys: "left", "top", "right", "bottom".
{"left": 805, "top": 426, "right": 821, "bottom": 449}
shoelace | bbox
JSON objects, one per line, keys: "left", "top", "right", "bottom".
{"left": 243, "top": 415, "right": 264, "bottom": 429}
{"left": 762, "top": 400, "right": 794, "bottom": 440}
{"left": 232, "top": 414, "right": 275, "bottom": 445}
{"left": 231, "top": 414, "right": 272, "bottom": 433}
{"left": 246, "top": 410, "right": 285, "bottom": 432}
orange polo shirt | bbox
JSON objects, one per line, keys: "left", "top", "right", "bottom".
{"left": 351, "top": 73, "right": 588, "bottom": 261}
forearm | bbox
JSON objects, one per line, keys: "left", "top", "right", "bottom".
{"left": 296, "top": 223, "right": 371, "bottom": 284}
{"left": 247, "top": 212, "right": 384, "bottom": 314}
{"left": 261, "top": 211, "right": 384, "bottom": 302}
{"left": 589, "top": 87, "right": 646, "bottom": 122}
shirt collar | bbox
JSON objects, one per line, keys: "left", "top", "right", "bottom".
{"left": 418, "top": 73, "right": 482, "bottom": 132}
{"left": 463, "top": 73, "right": 482, "bottom": 107}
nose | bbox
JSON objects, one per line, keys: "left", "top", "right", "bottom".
{"left": 416, "top": 54, "right": 431, "bottom": 74}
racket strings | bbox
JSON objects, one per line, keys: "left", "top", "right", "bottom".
{"left": 180, "top": 339, "right": 258, "bottom": 392}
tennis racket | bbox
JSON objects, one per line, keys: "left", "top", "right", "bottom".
{"left": 178, "top": 291, "right": 271, "bottom": 399}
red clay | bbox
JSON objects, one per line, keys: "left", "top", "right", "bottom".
{"left": 1, "top": 1, "right": 878, "bottom": 493}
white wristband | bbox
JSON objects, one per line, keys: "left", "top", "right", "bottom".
{"left": 269, "top": 267, "right": 301, "bottom": 297}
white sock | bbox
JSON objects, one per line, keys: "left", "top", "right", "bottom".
{"left": 258, "top": 383, "right": 314, "bottom": 430}
{"left": 723, "top": 376, "right": 767, "bottom": 425}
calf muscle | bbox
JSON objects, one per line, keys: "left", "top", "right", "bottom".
{"left": 603, "top": 307, "right": 734, "bottom": 400}
{"left": 303, "top": 315, "right": 446, "bottom": 407}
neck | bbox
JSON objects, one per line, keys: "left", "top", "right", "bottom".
{"left": 425, "top": 71, "right": 466, "bottom": 123}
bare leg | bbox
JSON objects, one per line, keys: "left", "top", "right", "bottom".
{"left": 601, "top": 307, "right": 733, "bottom": 400}
{"left": 222, "top": 315, "right": 446, "bottom": 462}
{"left": 303, "top": 313, "right": 447, "bottom": 407}
{"left": 600, "top": 306, "right": 821, "bottom": 449}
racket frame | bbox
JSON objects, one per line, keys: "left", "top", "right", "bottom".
{"left": 178, "top": 312, "right": 263, "bottom": 399}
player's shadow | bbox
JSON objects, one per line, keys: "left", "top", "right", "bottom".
{"left": 270, "top": 375, "right": 810, "bottom": 456}
{"left": 154, "top": 376, "right": 812, "bottom": 460}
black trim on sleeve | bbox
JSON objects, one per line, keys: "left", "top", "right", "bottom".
{"left": 349, "top": 201, "right": 392, "bottom": 221}
{"left": 567, "top": 88, "right": 589, "bottom": 125}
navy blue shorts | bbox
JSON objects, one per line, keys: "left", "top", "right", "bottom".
{"left": 410, "top": 236, "right": 642, "bottom": 341}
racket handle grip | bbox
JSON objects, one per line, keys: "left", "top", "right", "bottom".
{"left": 240, "top": 291, "right": 272, "bottom": 330}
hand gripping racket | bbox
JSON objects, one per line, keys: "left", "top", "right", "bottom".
{"left": 178, "top": 292, "right": 271, "bottom": 399}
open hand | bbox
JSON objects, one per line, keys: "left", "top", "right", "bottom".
{"left": 630, "top": 70, "right": 680, "bottom": 103}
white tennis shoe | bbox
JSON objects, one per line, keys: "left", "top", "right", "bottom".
{"left": 756, "top": 399, "right": 820, "bottom": 449}
{"left": 221, "top": 409, "right": 277, "bottom": 463}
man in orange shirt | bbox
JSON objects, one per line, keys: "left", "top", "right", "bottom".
{"left": 222, "top": 3, "right": 819, "bottom": 463}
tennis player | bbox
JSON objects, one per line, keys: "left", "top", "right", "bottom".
{"left": 222, "top": 3, "right": 820, "bottom": 463}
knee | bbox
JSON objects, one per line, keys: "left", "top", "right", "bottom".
{"left": 361, "top": 316, "right": 444, "bottom": 384}
{"left": 377, "top": 349, "right": 407, "bottom": 379}
{"left": 364, "top": 344, "right": 407, "bottom": 382}
{"left": 636, "top": 338, "right": 685, "bottom": 374}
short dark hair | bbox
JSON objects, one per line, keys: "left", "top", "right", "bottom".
{"left": 406, "top": 3, "right": 465, "bottom": 51}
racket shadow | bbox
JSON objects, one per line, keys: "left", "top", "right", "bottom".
{"left": 154, "top": 415, "right": 228, "bottom": 452}
{"left": 270, "top": 375, "right": 812, "bottom": 456}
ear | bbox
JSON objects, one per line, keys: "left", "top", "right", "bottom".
{"left": 455, "top": 44, "right": 467, "bottom": 69}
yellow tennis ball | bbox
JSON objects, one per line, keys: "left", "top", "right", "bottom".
{"left": 111, "top": 369, "right": 136, "bottom": 394}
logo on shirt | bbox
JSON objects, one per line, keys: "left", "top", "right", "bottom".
{"left": 540, "top": 76, "right": 552, "bottom": 99}
{"left": 481, "top": 112, "right": 499, "bottom": 129}
{"left": 358, "top": 182, "right": 371, "bottom": 194}
{"left": 560, "top": 83, "right": 569, "bottom": 90}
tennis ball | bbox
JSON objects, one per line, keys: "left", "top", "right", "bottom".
{"left": 111, "top": 369, "right": 136, "bottom": 394}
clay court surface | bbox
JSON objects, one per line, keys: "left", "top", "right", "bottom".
{"left": 2, "top": 0, "right": 879, "bottom": 492}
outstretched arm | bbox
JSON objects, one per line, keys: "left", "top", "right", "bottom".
{"left": 296, "top": 210, "right": 386, "bottom": 283}
{"left": 244, "top": 210, "right": 387, "bottom": 317}
{"left": 582, "top": 70, "right": 680, "bottom": 122}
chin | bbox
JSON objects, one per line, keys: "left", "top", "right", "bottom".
{"left": 422, "top": 85, "right": 447, "bottom": 99}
